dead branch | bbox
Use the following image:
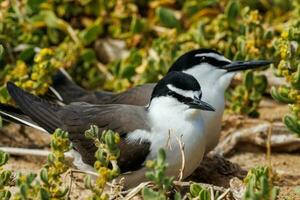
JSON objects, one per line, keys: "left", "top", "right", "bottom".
{"left": 213, "top": 122, "right": 300, "bottom": 156}
{"left": 0, "top": 147, "right": 74, "bottom": 158}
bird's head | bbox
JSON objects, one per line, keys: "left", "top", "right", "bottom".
{"left": 168, "top": 49, "right": 272, "bottom": 92}
{"left": 149, "top": 71, "right": 215, "bottom": 112}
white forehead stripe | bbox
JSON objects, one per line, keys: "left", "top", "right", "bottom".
{"left": 167, "top": 84, "right": 201, "bottom": 99}
{"left": 195, "top": 53, "right": 231, "bottom": 63}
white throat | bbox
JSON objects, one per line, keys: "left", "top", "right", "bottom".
{"left": 129, "top": 96, "right": 206, "bottom": 178}
{"left": 183, "top": 64, "right": 234, "bottom": 93}
{"left": 183, "top": 64, "right": 236, "bottom": 152}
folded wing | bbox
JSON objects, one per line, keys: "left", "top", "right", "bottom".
{"left": 7, "top": 82, "right": 151, "bottom": 172}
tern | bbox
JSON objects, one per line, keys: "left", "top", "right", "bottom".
{"left": 50, "top": 49, "right": 272, "bottom": 152}
{"left": 4, "top": 71, "right": 215, "bottom": 187}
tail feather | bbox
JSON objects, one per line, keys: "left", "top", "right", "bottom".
{"left": 7, "top": 82, "right": 62, "bottom": 133}
{"left": 0, "top": 103, "right": 46, "bottom": 132}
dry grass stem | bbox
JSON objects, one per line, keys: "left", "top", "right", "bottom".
{"left": 175, "top": 134, "right": 185, "bottom": 181}
{"left": 0, "top": 147, "right": 74, "bottom": 158}
{"left": 217, "top": 188, "right": 231, "bottom": 200}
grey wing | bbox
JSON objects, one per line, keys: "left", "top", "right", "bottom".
{"left": 7, "top": 82, "right": 151, "bottom": 172}
{"left": 52, "top": 71, "right": 115, "bottom": 104}
{"left": 59, "top": 103, "right": 151, "bottom": 172}
{"left": 109, "top": 83, "right": 156, "bottom": 106}
{"left": 60, "top": 83, "right": 156, "bottom": 106}
{"left": 52, "top": 70, "right": 155, "bottom": 106}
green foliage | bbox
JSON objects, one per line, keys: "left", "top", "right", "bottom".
{"left": 0, "top": 0, "right": 284, "bottom": 117}
{"left": 0, "top": 135, "right": 282, "bottom": 200}
{"left": 243, "top": 166, "right": 279, "bottom": 200}
{"left": 156, "top": 7, "right": 180, "bottom": 30}
{"left": 142, "top": 149, "right": 175, "bottom": 200}
{"left": 0, "top": 151, "right": 12, "bottom": 200}
{"left": 13, "top": 128, "right": 71, "bottom": 200}
{"left": 84, "top": 125, "right": 120, "bottom": 200}
{"left": 188, "top": 183, "right": 211, "bottom": 200}
{"left": 271, "top": 25, "right": 300, "bottom": 135}
{"left": 39, "top": 129, "right": 72, "bottom": 199}
{"left": 225, "top": 0, "right": 240, "bottom": 23}
{"left": 0, "top": 127, "right": 120, "bottom": 200}
{"left": 142, "top": 150, "right": 224, "bottom": 200}
{"left": 227, "top": 70, "right": 268, "bottom": 117}
{"left": 4, "top": 0, "right": 299, "bottom": 119}
{"left": 13, "top": 173, "right": 39, "bottom": 200}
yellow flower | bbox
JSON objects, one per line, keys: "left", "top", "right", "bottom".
{"left": 281, "top": 31, "right": 289, "bottom": 39}
{"left": 289, "top": 89, "right": 298, "bottom": 99}
{"left": 247, "top": 10, "right": 260, "bottom": 24}
{"left": 99, "top": 167, "right": 109, "bottom": 178}
{"left": 246, "top": 40, "right": 255, "bottom": 50}
{"left": 23, "top": 80, "right": 34, "bottom": 89}
{"left": 31, "top": 72, "right": 39, "bottom": 80}
{"left": 280, "top": 44, "right": 289, "bottom": 59}
{"left": 12, "top": 61, "right": 28, "bottom": 77}
{"left": 34, "top": 48, "right": 54, "bottom": 63}
{"left": 19, "top": 175, "right": 27, "bottom": 182}
{"left": 146, "top": 160, "right": 154, "bottom": 168}
{"left": 278, "top": 60, "right": 287, "bottom": 70}
{"left": 114, "top": 134, "right": 120, "bottom": 144}
{"left": 282, "top": 69, "right": 290, "bottom": 77}
{"left": 36, "top": 85, "right": 48, "bottom": 95}
{"left": 96, "top": 178, "right": 106, "bottom": 188}
{"left": 109, "top": 155, "right": 117, "bottom": 160}
{"left": 94, "top": 161, "right": 102, "bottom": 169}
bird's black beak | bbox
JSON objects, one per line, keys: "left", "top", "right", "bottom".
{"left": 223, "top": 60, "right": 272, "bottom": 72}
{"left": 188, "top": 98, "right": 215, "bottom": 111}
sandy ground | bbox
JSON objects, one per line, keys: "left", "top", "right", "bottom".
{"left": 1, "top": 98, "right": 300, "bottom": 199}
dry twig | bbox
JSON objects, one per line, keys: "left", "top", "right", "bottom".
{"left": 213, "top": 122, "right": 300, "bottom": 156}
{"left": 217, "top": 188, "right": 231, "bottom": 200}
{"left": 175, "top": 134, "right": 185, "bottom": 181}
{"left": 123, "top": 182, "right": 152, "bottom": 200}
{"left": 0, "top": 147, "right": 74, "bottom": 158}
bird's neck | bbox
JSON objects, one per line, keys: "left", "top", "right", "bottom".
{"left": 148, "top": 97, "right": 202, "bottom": 126}
{"left": 183, "top": 66, "right": 235, "bottom": 104}
{"left": 184, "top": 65, "right": 236, "bottom": 153}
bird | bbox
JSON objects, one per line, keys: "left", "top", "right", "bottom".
{"left": 49, "top": 49, "right": 272, "bottom": 152}
{"left": 0, "top": 49, "right": 272, "bottom": 153}
{"left": 4, "top": 71, "right": 215, "bottom": 187}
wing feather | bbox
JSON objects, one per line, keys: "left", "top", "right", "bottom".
{"left": 109, "top": 83, "right": 155, "bottom": 106}
{"left": 7, "top": 83, "right": 151, "bottom": 172}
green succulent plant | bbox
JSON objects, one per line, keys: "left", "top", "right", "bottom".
{"left": 243, "top": 166, "right": 279, "bottom": 200}
{"left": 271, "top": 27, "right": 300, "bottom": 135}
{"left": 227, "top": 70, "right": 268, "bottom": 117}
{"left": 0, "top": 151, "right": 12, "bottom": 200}
{"left": 39, "top": 129, "right": 72, "bottom": 199}
{"left": 13, "top": 128, "right": 72, "bottom": 200}
{"left": 13, "top": 173, "right": 41, "bottom": 200}
{"left": 142, "top": 148, "right": 175, "bottom": 200}
{"left": 188, "top": 183, "right": 211, "bottom": 200}
{"left": 84, "top": 125, "right": 120, "bottom": 200}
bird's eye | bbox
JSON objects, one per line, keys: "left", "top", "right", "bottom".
{"left": 201, "top": 56, "right": 206, "bottom": 61}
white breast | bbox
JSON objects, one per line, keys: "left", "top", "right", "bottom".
{"left": 128, "top": 97, "right": 206, "bottom": 179}
{"left": 184, "top": 65, "right": 235, "bottom": 152}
